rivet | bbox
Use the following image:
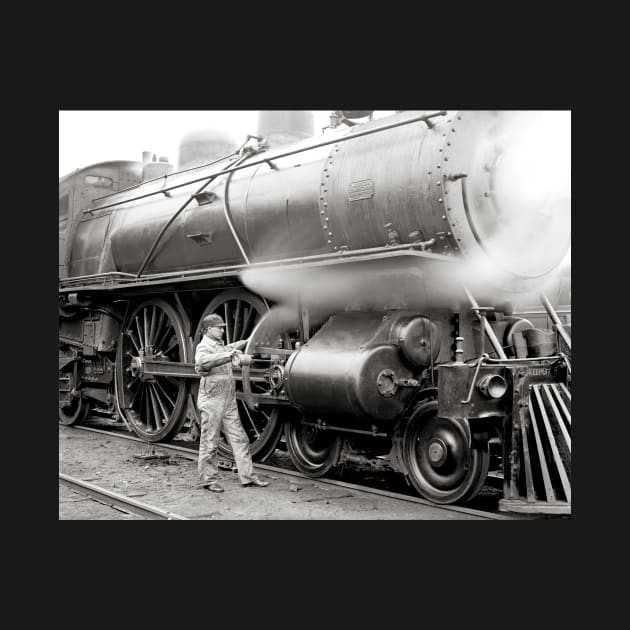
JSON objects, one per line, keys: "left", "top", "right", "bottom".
{"left": 323, "top": 202, "right": 328, "bottom": 207}
{"left": 447, "top": 232, "right": 452, "bottom": 236}
{"left": 442, "top": 215, "right": 446, "bottom": 220}
{"left": 320, "top": 210, "right": 325, "bottom": 215}
{"left": 327, "top": 239, "right": 332, "bottom": 244}
{"left": 428, "top": 171, "right": 432, "bottom": 175}
{"left": 329, "top": 232, "right": 333, "bottom": 236}
{"left": 447, "top": 142, "right": 451, "bottom": 146}
{"left": 444, "top": 157, "right": 449, "bottom": 162}
{"left": 436, "top": 182, "right": 441, "bottom": 186}
{"left": 437, "top": 165, "right": 441, "bottom": 168}
{"left": 452, "top": 129, "right": 456, "bottom": 133}
{"left": 438, "top": 198, "right": 443, "bottom": 203}
{"left": 324, "top": 189, "right": 328, "bottom": 193}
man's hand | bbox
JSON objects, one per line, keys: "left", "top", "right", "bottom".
{"left": 228, "top": 339, "right": 248, "bottom": 351}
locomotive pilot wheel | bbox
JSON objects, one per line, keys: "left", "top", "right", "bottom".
{"left": 115, "top": 299, "right": 191, "bottom": 442}
{"left": 402, "top": 400, "right": 489, "bottom": 504}
{"left": 284, "top": 420, "right": 342, "bottom": 477}
{"left": 59, "top": 396, "right": 91, "bottom": 426}
{"left": 193, "top": 289, "right": 284, "bottom": 462}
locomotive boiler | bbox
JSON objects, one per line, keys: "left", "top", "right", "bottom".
{"left": 59, "top": 110, "right": 572, "bottom": 514}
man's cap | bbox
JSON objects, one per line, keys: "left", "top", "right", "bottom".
{"left": 202, "top": 314, "right": 226, "bottom": 329}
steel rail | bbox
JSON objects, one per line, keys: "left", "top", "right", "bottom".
{"left": 68, "top": 425, "right": 515, "bottom": 520}
{"left": 59, "top": 472, "right": 189, "bottom": 520}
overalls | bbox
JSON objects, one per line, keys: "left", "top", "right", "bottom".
{"left": 195, "top": 335, "right": 255, "bottom": 485}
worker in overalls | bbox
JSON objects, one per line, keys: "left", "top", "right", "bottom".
{"left": 195, "top": 313, "right": 270, "bottom": 492}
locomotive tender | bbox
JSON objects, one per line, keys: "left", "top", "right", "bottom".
{"left": 59, "top": 110, "right": 571, "bottom": 514}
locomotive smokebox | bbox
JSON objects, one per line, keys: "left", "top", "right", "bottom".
{"left": 284, "top": 311, "right": 440, "bottom": 424}
{"left": 177, "top": 128, "right": 239, "bottom": 170}
{"left": 256, "top": 110, "right": 314, "bottom": 148}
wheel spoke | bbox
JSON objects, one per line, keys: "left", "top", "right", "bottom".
{"left": 148, "top": 385, "right": 162, "bottom": 428}
{"left": 152, "top": 314, "right": 169, "bottom": 351}
{"left": 155, "top": 379, "right": 176, "bottom": 408}
{"left": 135, "top": 317, "right": 144, "bottom": 351}
{"left": 148, "top": 305, "right": 157, "bottom": 348}
{"left": 242, "top": 307, "right": 257, "bottom": 339}
{"left": 242, "top": 403, "right": 261, "bottom": 438}
{"left": 233, "top": 300, "right": 243, "bottom": 339}
{"left": 143, "top": 308, "right": 150, "bottom": 350}
{"left": 154, "top": 324, "right": 174, "bottom": 354}
{"left": 126, "top": 330, "right": 142, "bottom": 355}
{"left": 162, "top": 338, "right": 179, "bottom": 357}
{"left": 128, "top": 380, "right": 142, "bottom": 408}
{"left": 150, "top": 383, "right": 171, "bottom": 423}
{"left": 224, "top": 302, "right": 232, "bottom": 345}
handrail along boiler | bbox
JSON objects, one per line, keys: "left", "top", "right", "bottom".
{"left": 59, "top": 110, "right": 571, "bottom": 514}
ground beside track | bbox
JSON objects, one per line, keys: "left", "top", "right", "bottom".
{"left": 59, "top": 424, "right": 490, "bottom": 520}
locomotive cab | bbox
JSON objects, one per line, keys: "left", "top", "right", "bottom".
{"left": 58, "top": 161, "right": 143, "bottom": 279}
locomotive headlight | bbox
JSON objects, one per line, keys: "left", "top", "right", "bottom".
{"left": 477, "top": 374, "right": 507, "bottom": 399}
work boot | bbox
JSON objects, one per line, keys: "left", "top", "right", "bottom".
{"left": 201, "top": 482, "right": 224, "bottom": 493}
{"left": 242, "top": 476, "right": 269, "bottom": 488}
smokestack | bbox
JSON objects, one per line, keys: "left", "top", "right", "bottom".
{"left": 142, "top": 151, "right": 152, "bottom": 164}
{"left": 256, "top": 111, "right": 314, "bottom": 148}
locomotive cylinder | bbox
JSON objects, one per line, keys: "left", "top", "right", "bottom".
{"left": 283, "top": 311, "right": 440, "bottom": 424}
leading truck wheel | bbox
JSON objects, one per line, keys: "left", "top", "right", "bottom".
{"left": 115, "top": 299, "right": 191, "bottom": 442}
{"left": 193, "top": 289, "right": 284, "bottom": 462}
{"left": 402, "top": 400, "right": 489, "bottom": 504}
{"left": 285, "top": 420, "right": 342, "bottom": 478}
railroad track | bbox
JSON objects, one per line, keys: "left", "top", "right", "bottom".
{"left": 59, "top": 473, "right": 189, "bottom": 520}
{"left": 66, "top": 424, "right": 518, "bottom": 520}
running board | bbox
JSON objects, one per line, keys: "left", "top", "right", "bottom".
{"left": 500, "top": 383, "right": 571, "bottom": 515}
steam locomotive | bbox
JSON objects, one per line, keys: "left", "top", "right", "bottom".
{"left": 59, "top": 110, "right": 571, "bottom": 514}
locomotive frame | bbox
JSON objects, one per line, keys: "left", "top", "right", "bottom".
{"left": 59, "top": 110, "right": 571, "bottom": 515}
